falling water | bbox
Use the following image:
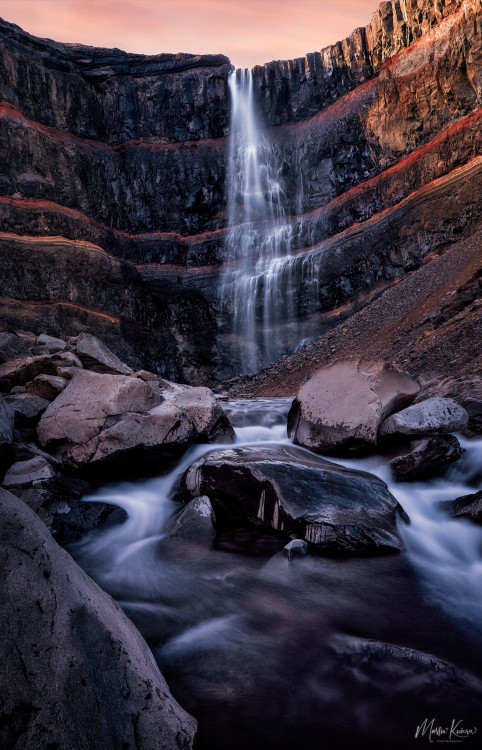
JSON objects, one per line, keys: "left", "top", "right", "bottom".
{"left": 220, "top": 69, "right": 296, "bottom": 373}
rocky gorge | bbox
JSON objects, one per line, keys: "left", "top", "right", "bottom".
{"left": 1, "top": 0, "right": 482, "bottom": 748}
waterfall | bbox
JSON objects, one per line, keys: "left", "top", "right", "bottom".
{"left": 219, "top": 69, "right": 297, "bottom": 374}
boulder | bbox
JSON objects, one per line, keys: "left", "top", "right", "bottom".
{"left": 4, "top": 392, "right": 50, "bottom": 427}
{"left": 0, "top": 393, "right": 14, "bottom": 453}
{"left": 36, "top": 333, "right": 67, "bottom": 352}
{"left": 282, "top": 539, "right": 309, "bottom": 561}
{"left": 0, "top": 331, "right": 31, "bottom": 364}
{"left": 180, "top": 445, "right": 408, "bottom": 553}
{"left": 73, "top": 332, "right": 133, "bottom": 375}
{"left": 37, "top": 370, "right": 234, "bottom": 471}
{"left": 450, "top": 489, "right": 482, "bottom": 524}
{"left": 379, "top": 397, "right": 469, "bottom": 438}
{"left": 3, "top": 456, "right": 55, "bottom": 488}
{"left": 0, "top": 487, "right": 197, "bottom": 749}
{"left": 169, "top": 496, "right": 216, "bottom": 542}
{"left": 288, "top": 358, "right": 420, "bottom": 455}
{"left": 0, "top": 352, "right": 81, "bottom": 391}
{"left": 390, "top": 435, "right": 462, "bottom": 482}
{"left": 25, "top": 374, "right": 67, "bottom": 401}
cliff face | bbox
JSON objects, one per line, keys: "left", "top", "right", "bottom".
{"left": 0, "top": 0, "right": 481, "bottom": 384}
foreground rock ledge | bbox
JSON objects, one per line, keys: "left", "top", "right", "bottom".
{"left": 288, "top": 358, "right": 420, "bottom": 456}
{"left": 180, "top": 445, "right": 408, "bottom": 553}
{"left": 37, "top": 369, "right": 234, "bottom": 471}
{"left": 0, "top": 487, "right": 197, "bottom": 750}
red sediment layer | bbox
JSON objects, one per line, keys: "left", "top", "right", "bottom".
{"left": 0, "top": 101, "right": 225, "bottom": 153}
{"left": 0, "top": 295, "right": 121, "bottom": 323}
{"left": 0, "top": 196, "right": 227, "bottom": 245}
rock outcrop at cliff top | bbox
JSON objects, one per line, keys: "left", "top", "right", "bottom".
{"left": 0, "top": 0, "right": 481, "bottom": 384}
{"left": 0, "top": 487, "right": 197, "bottom": 750}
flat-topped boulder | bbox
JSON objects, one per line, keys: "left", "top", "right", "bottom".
{"left": 180, "top": 444, "right": 408, "bottom": 553}
{"left": 288, "top": 358, "right": 420, "bottom": 455}
{"left": 379, "top": 397, "right": 469, "bottom": 438}
{"left": 37, "top": 370, "right": 234, "bottom": 472}
{"left": 0, "top": 487, "right": 197, "bottom": 749}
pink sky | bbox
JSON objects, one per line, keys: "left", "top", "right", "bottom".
{"left": 0, "top": 0, "right": 377, "bottom": 69}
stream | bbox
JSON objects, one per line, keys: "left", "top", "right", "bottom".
{"left": 69, "top": 398, "right": 482, "bottom": 749}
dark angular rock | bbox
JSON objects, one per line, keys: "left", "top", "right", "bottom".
{"left": 390, "top": 434, "right": 463, "bottom": 482}
{"left": 180, "top": 444, "right": 408, "bottom": 553}
{"left": 0, "top": 331, "right": 32, "bottom": 363}
{"left": 450, "top": 489, "right": 482, "bottom": 523}
{"left": 282, "top": 539, "right": 309, "bottom": 561}
{"left": 73, "top": 332, "right": 133, "bottom": 375}
{"left": 169, "top": 495, "right": 216, "bottom": 542}
{"left": 36, "top": 333, "right": 67, "bottom": 352}
{"left": 4, "top": 392, "right": 50, "bottom": 427}
{"left": 0, "top": 487, "right": 197, "bottom": 749}
{"left": 25, "top": 374, "right": 67, "bottom": 401}
{"left": 0, "top": 393, "right": 14, "bottom": 453}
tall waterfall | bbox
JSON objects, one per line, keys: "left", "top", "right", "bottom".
{"left": 219, "top": 69, "right": 297, "bottom": 374}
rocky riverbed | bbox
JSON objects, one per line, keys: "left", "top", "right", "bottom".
{"left": 1, "top": 328, "right": 482, "bottom": 748}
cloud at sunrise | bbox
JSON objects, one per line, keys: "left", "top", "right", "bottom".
{"left": 0, "top": 0, "right": 377, "bottom": 69}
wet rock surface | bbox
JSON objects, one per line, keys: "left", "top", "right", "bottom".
{"left": 180, "top": 444, "right": 408, "bottom": 553}
{"left": 450, "top": 489, "right": 482, "bottom": 523}
{"left": 0, "top": 487, "right": 197, "bottom": 750}
{"left": 390, "top": 434, "right": 463, "bottom": 481}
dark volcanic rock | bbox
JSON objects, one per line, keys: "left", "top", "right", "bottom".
{"left": 73, "top": 332, "right": 133, "bottom": 375}
{"left": 169, "top": 495, "right": 216, "bottom": 543}
{"left": 0, "top": 393, "right": 14, "bottom": 453}
{"left": 4, "top": 392, "right": 50, "bottom": 427}
{"left": 180, "top": 444, "right": 408, "bottom": 553}
{"left": 450, "top": 489, "right": 482, "bottom": 523}
{"left": 0, "top": 331, "right": 32, "bottom": 363}
{"left": 37, "top": 370, "right": 234, "bottom": 472}
{"left": 24, "top": 374, "right": 67, "bottom": 401}
{"left": 390, "top": 434, "right": 463, "bottom": 481}
{"left": 288, "top": 358, "right": 420, "bottom": 455}
{"left": 0, "top": 486, "right": 197, "bottom": 749}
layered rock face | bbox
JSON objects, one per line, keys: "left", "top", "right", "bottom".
{"left": 0, "top": 0, "right": 481, "bottom": 384}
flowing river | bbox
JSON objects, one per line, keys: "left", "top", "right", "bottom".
{"left": 70, "top": 398, "right": 482, "bottom": 750}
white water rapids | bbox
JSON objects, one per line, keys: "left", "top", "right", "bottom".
{"left": 71, "top": 398, "right": 482, "bottom": 634}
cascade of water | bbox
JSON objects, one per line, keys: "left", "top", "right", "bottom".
{"left": 219, "top": 69, "right": 296, "bottom": 373}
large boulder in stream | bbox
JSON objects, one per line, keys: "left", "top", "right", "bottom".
{"left": 0, "top": 487, "right": 197, "bottom": 750}
{"left": 180, "top": 445, "right": 408, "bottom": 553}
{"left": 288, "top": 358, "right": 420, "bottom": 455}
{"left": 379, "top": 397, "right": 469, "bottom": 438}
{"left": 37, "top": 370, "right": 234, "bottom": 473}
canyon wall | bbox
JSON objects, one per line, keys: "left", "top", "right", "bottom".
{"left": 0, "top": 0, "right": 481, "bottom": 383}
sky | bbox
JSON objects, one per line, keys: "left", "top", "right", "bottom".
{"left": 0, "top": 0, "right": 377, "bottom": 70}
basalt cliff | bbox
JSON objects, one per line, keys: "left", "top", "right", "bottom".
{"left": 0, "top": 0, "right": 481, "bottom": 390}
